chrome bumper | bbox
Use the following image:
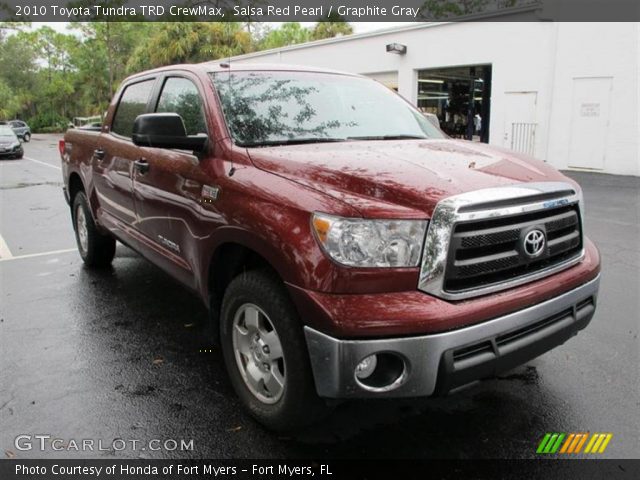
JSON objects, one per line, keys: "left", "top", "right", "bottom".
{"left": 304, "top": 275, "right": 600, "bottom": 399}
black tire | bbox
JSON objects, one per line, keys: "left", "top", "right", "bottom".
{"left": 22, "top": 132, "right": 30, "bottom": 142}
{"left": 72, "top": 191, "right": 116, "bottom": 267}
{"left": 14, "top": 152, "right": 23, "bottom": 159}
{"left": 220, "top": 270, "right": 331, "bottom": 431}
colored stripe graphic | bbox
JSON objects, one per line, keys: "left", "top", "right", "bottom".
{"left": 585, "top": 433, "right": 613, "bottom": 454}
{"left": 537, "top": 433, "right": 552, "bottom": 454}
{"left": 543, "top": 433, "right": 559, "bottom": 453}
{"left": 550, "top": 434, "right": 565, "bottom": 453}
{"left": 537, "top": 433, "right": 565, "bottom": 454}
{"left": 598, "top": 433, "right": 613, "bottom": 453}
{"left": 537, "top": 433, "right": 613, "bottom": 454}
{"left": 574, "top": 433, "right": 589, "bottom": 453}
{"left": 560, "top": 433, "right": 575, "bottom": 453}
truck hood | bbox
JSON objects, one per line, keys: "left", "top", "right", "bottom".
{"left": 247, "top": 139, "right": 574, "bottom": 218}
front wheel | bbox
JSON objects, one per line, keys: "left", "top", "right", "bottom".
{"left": 220, "top": 270, "right": 331, "bottom": 431}
{"left": 72, "top": 191, "right": 116, "bottom": 267}
{"left": 22, "top": 132, "right": 31, "bottom": 142}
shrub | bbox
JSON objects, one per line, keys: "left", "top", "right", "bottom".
{"left": 27, "top": 112, "right": 68, "bottom": 133}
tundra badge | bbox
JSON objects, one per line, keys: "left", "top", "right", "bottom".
{"left": 157, "top": 235, "right": 181, "bottom": 253}
{"left": 202, "top": 185, "right": 220, "bottom": 203}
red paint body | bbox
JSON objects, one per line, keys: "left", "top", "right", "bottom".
{"left": 61, "top": 63, "right": 600, "bottom": 339}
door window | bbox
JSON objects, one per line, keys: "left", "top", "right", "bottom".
{"left": 156, "top": 77, "right": 206, "bottom": 136}
{"left": 111, "top": 79, "right": 155, "bottom": 138}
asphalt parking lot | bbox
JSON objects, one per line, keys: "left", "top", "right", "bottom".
{"left": 0, "top": 134, "right": 638, "bottom": 460}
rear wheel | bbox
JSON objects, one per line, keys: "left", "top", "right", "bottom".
{"left": 220, "top": 270, "right": 331, "bottom": 431}
{"left": 72, "top": 191, "right": 116, "bottom": 267}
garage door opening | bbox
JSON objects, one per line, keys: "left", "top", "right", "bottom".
{"left": 417, "top": 64, "right": 492, "bottom": 143}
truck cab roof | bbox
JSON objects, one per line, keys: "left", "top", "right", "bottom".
{"left": 125, "top": 62, "right": 361, "bottom": 82}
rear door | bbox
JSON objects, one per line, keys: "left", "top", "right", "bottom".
{"left": 93, "top": 77, "right": 156, "bottom": 227}
{"left": 132, "top": 73, "right": 216, "bottom": 285}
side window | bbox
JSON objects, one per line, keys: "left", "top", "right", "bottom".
{"left": 156, "top": 77, "right": 206, "bottom": 136}
{"left": 111, "top": 79, "right": 155, "bottom": 138}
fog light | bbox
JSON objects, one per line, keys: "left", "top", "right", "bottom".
{"left": 354, "top": 352, "right": 407, "bottom": 392}
{"left": 355, "top": 354, "right": 378, "bottom": 379}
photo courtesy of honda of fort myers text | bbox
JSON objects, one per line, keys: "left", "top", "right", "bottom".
{"left": 0, "top": 0, "right": 639, "bottom": 479}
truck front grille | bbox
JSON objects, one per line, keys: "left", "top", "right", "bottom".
{"left": 444, "top": 204, "right": 583, "bottom": 293}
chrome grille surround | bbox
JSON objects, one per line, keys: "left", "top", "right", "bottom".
{"left": 418, "top": 182, "right": 584, "bottom": 300}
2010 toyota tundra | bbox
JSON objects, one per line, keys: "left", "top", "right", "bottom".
{"left": 60, "top": 63, "right": 600, "bottom": 430}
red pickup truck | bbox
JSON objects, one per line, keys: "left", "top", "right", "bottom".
{"left": 60, "top": 63, "right": 600, "bottom": 430}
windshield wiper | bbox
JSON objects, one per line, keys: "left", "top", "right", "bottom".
{"left": 242, "top": 138, "right": 347, "bottom": 147}
{"left": 347, "top": 135, "right": 428, "bottom": 141}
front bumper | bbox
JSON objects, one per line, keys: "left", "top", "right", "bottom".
{"left": 0, "top": 147, "right": 22, "bottom": 158}
{"left": 304, "top": 274, "right": 600, "bottom": 398}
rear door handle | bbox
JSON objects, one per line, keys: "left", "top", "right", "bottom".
{"left": 94, "top": 148, "right": 105, "bottom": 160}
{"left": 134, "top": 158, "right": 150, "bottom": 174}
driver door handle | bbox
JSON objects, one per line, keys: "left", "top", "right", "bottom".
{"left": 134, "top": 158, "right": 150, "bottom": 174}
{"left": 94, "top": 148, "right": 105, "bottom": 160}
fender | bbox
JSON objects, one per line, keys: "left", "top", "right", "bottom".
{"left": 198, "top": 225, "right": 308, "bottom": 301}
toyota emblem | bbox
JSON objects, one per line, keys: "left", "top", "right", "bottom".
{"left": 523, "top": 229, "right": 546, "bottom": 257}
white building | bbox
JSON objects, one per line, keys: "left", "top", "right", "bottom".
{"left": 229, "top": 21, "right": 640, "bottom": 176}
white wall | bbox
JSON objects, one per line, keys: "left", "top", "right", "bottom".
{"left": 230, "top": 22, "right": 639, "bottom": 176}
{"left": 545, "top": 23, "right": 639, "bottom": 176}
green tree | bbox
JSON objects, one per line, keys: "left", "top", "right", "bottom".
{"left": 126, "top": 22, "right": 252, "bottom": 74}
{"left": 0, "top": 29, "right": 38, "bottom": 91}
{"left": 0, "top": 79, "right": 21, "bottom": 120}
{"left": 259, "top": 23, "right": 311, "bottom": 49}
{"left": 0, "top": 25, "right": 38, "bottom": 120}
{"left": 69, "top": 33, "right": 111, "bottom": 115}
{"left": 311, "top": 14, "right": 353, "bottom": 40}
{"left": 72, "top": 22, "right": 148, "bottom": 97}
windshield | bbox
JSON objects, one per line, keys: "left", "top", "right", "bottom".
{"left": 211, "top": 71, "right": 445, "bottom": 147}
{"left": 0, "top": 125, "right": 17, "bottom": 138}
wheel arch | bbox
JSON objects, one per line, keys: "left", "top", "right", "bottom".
{"left": 68, "top": 171, "right": 84, "bottom": 204}
{"left": 202, "top": 227, "right": 300, "bottom": 334}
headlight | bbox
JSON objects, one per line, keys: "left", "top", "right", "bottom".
{"left": 11, "top": 142, "right": 21, "bottom": 149}
{"left": 312, "top": 213, "right": 428, "bottom": 268}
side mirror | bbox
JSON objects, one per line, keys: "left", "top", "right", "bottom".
{"left": 132, "top": 113, "right": 208, "bottom": 153}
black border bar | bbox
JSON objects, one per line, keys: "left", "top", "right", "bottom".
{"left": 2, "top": 459, "right": 640, "bottom": 480}
{"left": 1, "top": 0, "right": 640, "bottom": 22}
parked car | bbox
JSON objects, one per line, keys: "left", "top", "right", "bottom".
{"left": 0, "top": 124, "right": 24, "bottom": 159}
{"left": 8, "top": 120, "right": 31, "bottom": 142}
{"left": 60, "top": 63, "right": 601, "bottom": 431}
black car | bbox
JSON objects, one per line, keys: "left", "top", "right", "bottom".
{"left": 0, "top": 124, "right": 24, "bottom": 159}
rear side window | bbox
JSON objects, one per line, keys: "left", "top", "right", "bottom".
{"left": 156, "top": 77, "right": 206, "bottom": 136}
{"left": 111, "top": 79, "right": 155, "bottom": 138}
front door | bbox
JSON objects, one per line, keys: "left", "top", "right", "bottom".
{"left": 132, "top": 75, "right": 217, "bottom": 287}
